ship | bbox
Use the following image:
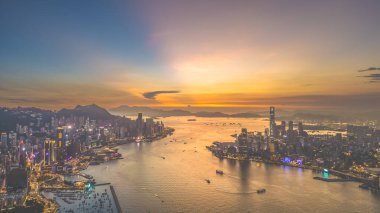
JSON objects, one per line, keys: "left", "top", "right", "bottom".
{"left": 257, "top": 188, "right": 266, "bottom": 193}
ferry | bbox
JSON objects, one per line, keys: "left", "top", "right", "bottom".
{"left": 216, "top": 170, "right": 224, "bottom": 175}
{"left": 257, "top": 188, "right": 266, "bottom": 193}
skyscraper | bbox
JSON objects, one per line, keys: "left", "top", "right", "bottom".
{"left": 288, "top": 121, "right": 294, "bottom": 131}
{"left": 0, "top": 133, "right": 7, "bottom": 149}
{"left": 44, "top": 139, "right": 50, "bottom": 165}
{"left": 56, "top": 127, "right": 64, "bottom": 163}
{"left": 136, "top": 113, "right": 144, "bottom": 138}
{"left": 298, "top": 122, "right": 304, "bottom": 135}
{"left": 50, "top": 140, "right": 56, "bottom": 162}
{"left": 269, "top": 107, "right": 276, "bottom": 138}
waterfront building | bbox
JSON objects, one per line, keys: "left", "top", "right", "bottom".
{"left": 237, "top": 128, "right": 249, "bottom": 157}
{"left": 136, "top": 113, "right": 144, "bottom": 138}
{"left": 269, "top": 107, "right": 276, "bottom": 138}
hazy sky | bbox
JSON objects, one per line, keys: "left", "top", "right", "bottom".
{"left": 1, "top": 0, "right": 380, "bottom": 110}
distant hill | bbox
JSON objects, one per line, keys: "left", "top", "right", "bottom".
{"left": 109, "top": 105, "right": 261, "bottom": 118}
{"left": 290, "top": 112, "right": 341, "bottom": 121}
{"left": 0, "top": 107, "right": 54, "bottom": 132}
{"left": 58, "top": 104, "right": 115, "bottom": 120}
{"left": 109, "top": 105, "right": 192, "bottom": 117}
{"left": 230, "top": 112, "right": 261, "bottom": 118}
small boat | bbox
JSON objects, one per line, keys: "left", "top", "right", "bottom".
{"left": 216, "top": 170, "right": 224, "bottom": 175}
{"left": 89, "top": 161, "right": 100, "bottom": 166}
{"left": 257, "top": 188, "right": 266, "bottom": 193}
{"left": 205, "top": 179, "right": 211, "bottom": 184}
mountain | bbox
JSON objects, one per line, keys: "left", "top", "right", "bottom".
{"left": 109, "top": 105, "right": 192, "bottom": 117}
{"left": 290, "top": 112, "right": 341, "bottom": 121}
{"left": 57, "top": 104, "right": 114, "bottom": 120}
{"left": 0, "top": 107, "right": 54, "bottom": 132}
{"left": 230, "top": 112, "right": 261, "bottom": 118}
{"left": 193, "top": 111, "right": 228, "bottom": 117}
{"left": 109, "top": 105, "right": 261, "bottom": 118}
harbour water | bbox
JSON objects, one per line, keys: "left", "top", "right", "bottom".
{"left": 85, "top": 116, "right": 380, "bottom": 213}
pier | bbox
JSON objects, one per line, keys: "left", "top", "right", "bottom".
{"left": 110, "top": 185, "right": 122, "bottom": 213}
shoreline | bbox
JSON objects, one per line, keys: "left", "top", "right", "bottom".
{"left": 213, "top": 154, "right": 378, "bottom": 188}
{"left": 110, "top": 185, "right": 122, "bottom": 213}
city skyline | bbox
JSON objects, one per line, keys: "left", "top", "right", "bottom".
{"left": 1, "top": 0, "right": 380, "bottom": 110}
{"left": 1, "top": 1, "right": 380, "bottom": 212}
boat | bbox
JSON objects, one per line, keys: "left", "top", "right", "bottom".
{"left": 257, "top": 188, "right": 266, "bottom": 193}
{"left": 187, "top": 119, "right": 197, "bottom": 121}
{"left": 205, "top": 179, "right": 211, "bottom": 184}
{"left": 89, "top": 161, "right": 100, "bottom": 166}
{"left": 216, "top": 170, "right": 224, "bottom": 175}
{"left": 359, "top": 183, "right": 370, "bottom": 190}
{"left": 161, "top": 156, "right": 166, "bottom": 160}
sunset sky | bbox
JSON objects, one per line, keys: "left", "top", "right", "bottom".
{"left": 1, "top": 0, "right": 380, "bottom": 110}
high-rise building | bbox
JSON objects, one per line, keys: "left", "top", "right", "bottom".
{"left": 50, "top": 140, "right": 56, "bottom": 162}
{"left": 136, "top": 113, "right": 144, "bottom": 138}
{"left": 237, "top": 128, "right": 249, "bottom": 156}
{"left": 269, "top": 107, "right": 276, "bottom": 138}
{"left": 288, "top": 121, "right": 294, "bottom": 131}
{"left": 280, "top": 121, "right": 286, "bottom": 136}
{"left": 44, "top": 139, "right": 50, "bottom": 165}
{"left": 0, "top": 132, "right": 7, "bottom": 149}
{"left": 56, "top": 127, "right": 64, "bottom": 163}
{"left": 298, "top": 122, "right": 304, "bottom": 135}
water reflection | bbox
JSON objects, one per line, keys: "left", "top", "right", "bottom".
{"left": 238, "top": 161, "right": 251, "bottom": 192}
{"left": 84, "top": 117, "right": 380, "bottom": 213}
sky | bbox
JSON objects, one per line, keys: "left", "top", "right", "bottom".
{"left": 0, "top": 0, "right": 380, "bottom": 111}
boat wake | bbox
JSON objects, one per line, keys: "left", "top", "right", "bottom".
{"left": 215, "top": 188, "right": 257, "bottom": 195}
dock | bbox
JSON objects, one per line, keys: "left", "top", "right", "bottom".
{"left": 110, "top": 185, "right": 122, "bottom": 213}
{"left": 313, "top": 176, "right": 351, "bottom": 182}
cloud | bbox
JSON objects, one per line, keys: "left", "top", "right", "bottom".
{"left": 358, "top": 73, "right": 380, "bottom": 82}
{"left": 143, "top": 90, "right": 180, "bottom": 99}
{"left": 357, "top": 67, "right": 380, "bottom": 82}
{"left": 358, "top": 67, "right": 380, "bottom": 72}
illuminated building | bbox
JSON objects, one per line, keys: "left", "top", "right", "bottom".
{"left": 280, "top": 121, "right": 286, "bottom": 136}
{"left": 269, "top": 107, "right": 276, "bottom": 138}
{"left": 298, "top": 122, "right": 304, "bottom": 135}
{"left": 0, "top": 132, "right": 7, "bottom": 149}
{"left": 237, "top": 128, "right": 249, "bottom": 156}
{"left": 56, "top": 127, "right": 65, "bottom": 163}
{"left": 50, "top": 140, "right": 56, "bottom": 162}
{"left": 288, "top": 121, "right": 294, "bottom": 131}
{"left": 44, "top": 139, "right": 50, "bottom": 165}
